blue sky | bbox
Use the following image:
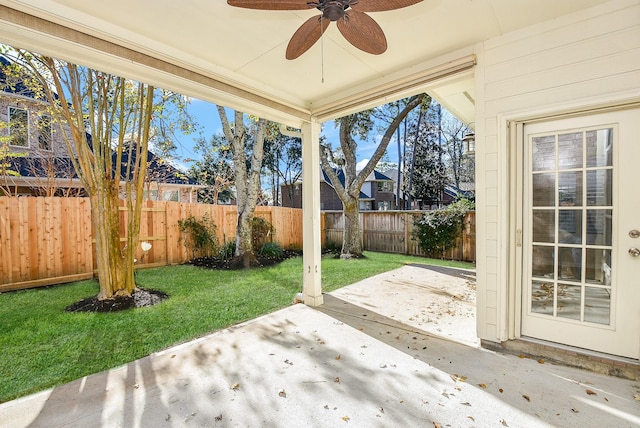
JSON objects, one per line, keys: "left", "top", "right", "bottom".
{"left": 172, "top": 99, "right": 397, "bottom": 171}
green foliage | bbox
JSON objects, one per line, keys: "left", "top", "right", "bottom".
{"left": 251, "top": 216, "right": 273, "bottom": 251}
{"left": 177, "top": 214, "right": 219, "bottom": 258}
{"left": 259, "top": 242, "right": 283, "bottom": 258}
{"left": 413, "top": 199, "right": 475, "bottom": 256}
{"left": 219, "top": 241, "right": 236, "bottom": 260}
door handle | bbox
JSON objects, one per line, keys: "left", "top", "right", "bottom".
{"left": 629, "top": 248, "right": 640, "bottom": 257}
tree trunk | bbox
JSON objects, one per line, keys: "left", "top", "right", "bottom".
{"left": 341, "top": 197, "right": 362, "bottom": 258}
{"left": 91, "top": 181, "right": 135, "bottom": 299}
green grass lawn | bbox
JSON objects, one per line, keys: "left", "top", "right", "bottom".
{"left": 0, "top": 252, "right": 474, "bottom": 403}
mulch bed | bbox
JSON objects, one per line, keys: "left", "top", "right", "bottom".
{"left": 65, "top": 288, "right": 168, "bottom": 313}
{"left": 64, "top": 250, "right": 301, "bottom": 313}
{"left": 187, "top": 249, "right": 301, "bottom": 270}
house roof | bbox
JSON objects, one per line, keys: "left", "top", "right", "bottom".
{"left": 0, "top": 1, "right": 611, "bottom": 127}
{"left": 7, "top": 149, "right": 199, "bottom": 187}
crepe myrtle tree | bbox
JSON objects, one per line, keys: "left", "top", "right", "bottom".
{"left": 217, "top": 107, "right": 269, "bottom": 268}
{"left": 320, "top": 93, "right": 428, "bottom": 258}
{"left": 13, "top": 51, "right": 155, "bottom": 299}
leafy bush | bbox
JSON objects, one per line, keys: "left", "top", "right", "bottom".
{"left": 413, "top": 199, "right": 475, "bottom": 256}
{"left": 259, "top": 242, "right": 283, "bottom": 258}
{"left": 177, "top": 214, "right": 219, "bottom": 259}
{"left": 219, "top": 241, "right": 236, "bottom": 261}
{"left": 251, "top": 216, "right": 274, "bottom": 251}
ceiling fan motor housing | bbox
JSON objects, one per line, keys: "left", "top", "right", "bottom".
{"left": 309, "top": 0, "right": 357, "bottom": 21}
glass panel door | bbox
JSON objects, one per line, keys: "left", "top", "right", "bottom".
{"left": 529, "top": 128, "right": 613, "bottom": 324}
{"left": 521, "top": 109, "right": 640, "bottom": 359}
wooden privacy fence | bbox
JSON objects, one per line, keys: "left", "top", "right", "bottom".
{"left": 323, "top": 210, "right": 476, "bottom": 262}
{"left": 0, "top": 197, "right": 303, "bottom": 292}
{"left": 0, "top": 197, "right": 474, "bottom": 293}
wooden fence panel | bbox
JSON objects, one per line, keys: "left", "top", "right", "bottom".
{"left": 320, "top": 210, "right": 476, "bottom": 262}
{"left": 0, "top": 197, "right": 474, "bottom": 292}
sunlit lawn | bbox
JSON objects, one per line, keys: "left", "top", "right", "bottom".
{"left": 0, "top": 251, "right": 474, "bottom": 403}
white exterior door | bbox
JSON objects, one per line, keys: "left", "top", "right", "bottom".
{"left": 521, "top": 108, "right": 640, "bottom": 359}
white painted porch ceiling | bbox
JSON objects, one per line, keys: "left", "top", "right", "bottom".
{"left": 0, "top": 0, "right": 611, "bottom": 126}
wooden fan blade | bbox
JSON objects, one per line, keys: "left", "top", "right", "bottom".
{"left": 227, "top": 0, "right": 312, "bottom": 10}
{"left": 351, "top": 0, "right": 423, "bottom": 13}
{"left": 336, "top": 10, "right": 387, "bottom": 55}
{"left": 286, "top": 16, "right": 330, "bottom": 60}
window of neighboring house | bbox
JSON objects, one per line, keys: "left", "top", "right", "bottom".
{"left": 377, "top": 181, "right": 393, "bottom": 192}
{"left": 163, "top": 190, "right": 179, "bottom": 202}
{"left": 38, "top": 115, "right": 52, "bottom": 151}
{"left": 377, "top": 201, "right": 391, "bottom": 211}
{"left": 359, "top": 201, "right": 372, "bottom": 211}
{"left": 9, "top": 106, "right": 28, "bottom": 147}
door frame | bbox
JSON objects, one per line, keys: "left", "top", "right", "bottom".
{"left": 504, "top": 100, "right": 640, "bottom": 346}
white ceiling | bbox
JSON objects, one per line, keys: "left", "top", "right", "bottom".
{"left": 0, "top": 0, "right": 611, "bottom": 126}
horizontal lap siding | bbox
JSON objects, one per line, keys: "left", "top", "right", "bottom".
{"left": 475, "top": 0, "right": 640, "bottom": 341}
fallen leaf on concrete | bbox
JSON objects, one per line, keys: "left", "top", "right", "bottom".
{"left": 478, "top": 383, "right": 487, "bottom": 389}
{"left": 571, "top": 408, "right": 579, "bottom": 413}
{"left": 468, "top": 416, "right": 475, "bottom": 421}
{"left": 433, "top": 422, "right": 442, "bottom": 428}
{"left": 379, "top": 407, "right": 384, "bottom": 413}
{"left": 334, "top": 377, "right": 340, "bottom": 383}
{"left": 522, "top": 394, "right": 530, "bottom": 402}
{"left": 279, "top": 389, "right": 287, "bottom": 398}
{"left": 500, "top": 419, "right": 509, "bottom": 426}
{"left": 537, "top": 359, "right": 545, "bottom": 364}
{"left": 324, "top": 405, "right": 330, "bottom": 409}
{"left": 461, "top": 402, "right": 472, "bottom": 406}
{"left": 342, "top": 416, "right": 350, "bottom": 422}
{"left": 336, "top": 354, "right": 341, "bottom": 360}
{"left": 585, "top": 389, "right": 597, "bottom": 396}
{"left": 634, "top": 394, "right": 640, "bottom": 401}
{"left": 451, "top": 374, "right": 467, "bottom": 382}
{"left": 499, "top": 388, "right": 504, "bottom": 393}
{"left": 230, "top": 383, "right": 240, "bottom": 390}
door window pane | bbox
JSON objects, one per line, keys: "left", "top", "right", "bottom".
{"left": 532, "top": 135, "right": 555, "bottom": 171}
{"left": 586, "top": 128, "right": 612, "bottom": 167}
{"left": 531, "top": 281, "right": 554, "bottom": 315}
{"left": 586, "top": 210, "right": 612, "bottom": 245}
{"left": 558, "top": 247, "right": 581, "bottom": 281}
{"left": 557, "top": 284, "right": 581, "bottom": 320}
{"left": 586, "top": 170, "right": 612, "bottom": 206}
{"left": 584, "top": 286, "right": 611, "bottom": 325}
{"left": 532, "top": 245, "right": 554, "bottom": 278}
{"left": 585, "top": 249, "right": 612, "bottom": 286}
{"left": 532, "top": 210, "right": 554, "bottom": 243}
{"left": 558, "top": 210, "right": 582, "bottom": 244}
{"left": 532, "top": 173, "right": 555, "bottom": 206}
{"left": 558, "top": 171, "right": 582, "bottom": 206}
{"left": 558, "top": 132, "right": 583, "bottom": 169}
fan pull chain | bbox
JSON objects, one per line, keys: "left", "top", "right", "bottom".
{"left": 320, "top": 15, "right": 325, "bottom": 83}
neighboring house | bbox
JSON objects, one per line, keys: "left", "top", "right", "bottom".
{"left": 0, "top": 59, "right": 202, "bottom": 201}
{"left": 281, "top": 168, "right": 395, "bottom": 211}
{"left": 382, "top": 167, "right": 474, "bottom": 210}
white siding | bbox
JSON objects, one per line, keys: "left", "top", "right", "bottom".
{"left": 475, "top": 0, "right": 640, "bottom": 343}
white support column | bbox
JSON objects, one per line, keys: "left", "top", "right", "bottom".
{"left": 301, "top": 120, "right": 323, "bottom": 306}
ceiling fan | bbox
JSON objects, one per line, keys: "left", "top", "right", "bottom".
{"left": 227, "top": 0, "right": 424, "bottom": 60}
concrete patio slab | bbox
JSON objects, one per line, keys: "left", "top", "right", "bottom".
{"left": 1, "top": 265, "right": 639, "bottom": 427}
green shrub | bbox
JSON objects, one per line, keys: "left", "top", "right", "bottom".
{"left": 219, "top": 241, "right": 236, "bottom": 261}
{"left": 259, "top": 242, "right": 283, "bottom": 258}
{"left": 177, "top": 214, "right": 219, "bottom": 259}
{"left": 251, "top": 216, "right": 274, "bottom": 251}
{"left": 413, "top": 199, "right": 474, "bottom": 256}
